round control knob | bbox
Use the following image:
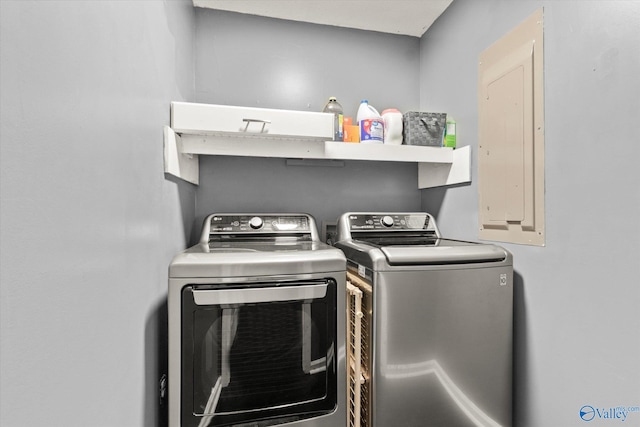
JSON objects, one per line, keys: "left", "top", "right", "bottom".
{"left": 381, "top": 215, "right": 394, "bottom": 227}
{"left": 249, "top": 216, "right": 264, "bottom": 230}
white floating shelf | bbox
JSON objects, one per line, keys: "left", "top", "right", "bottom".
{"left": 163, "top": 102, "right": 471, "bottom": 188}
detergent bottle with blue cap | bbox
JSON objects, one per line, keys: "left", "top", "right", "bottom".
{"left": 356, "top": 100, "right": 384, "bottom": 144}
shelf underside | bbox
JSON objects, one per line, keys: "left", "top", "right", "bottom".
{"left": 163, "top": 127, "right": 471, "bottom": 188}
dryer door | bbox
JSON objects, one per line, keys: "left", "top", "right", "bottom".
{"left": 181, "top": 280, "right": 338, "bottom": 427}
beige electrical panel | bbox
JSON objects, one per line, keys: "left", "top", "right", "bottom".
{"left": 478, "top": 8, "right": 545, "bottom": 246}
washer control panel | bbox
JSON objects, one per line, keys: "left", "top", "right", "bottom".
{"left": 208, "top": 214, "right": 312, "bottom": 234}
{"left": 346, "top": 213, "right": 437, "bottom": 232}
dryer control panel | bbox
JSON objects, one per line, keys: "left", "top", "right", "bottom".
{"left": 210, "top": 214, "right": 310, "bottom": 233}
{"left": 200, "top": 213, "right": 319, "bottom": 242}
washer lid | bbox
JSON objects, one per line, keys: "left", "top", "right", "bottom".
{"left": 353, "top": 238, "right": 508, "bottom": 265}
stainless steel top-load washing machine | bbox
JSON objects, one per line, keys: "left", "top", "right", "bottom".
{"left": 168, "top": 213, "right": 346, "bottom": 427}
{"left": 335, "top": 212, "right": 513, "bottom": 427}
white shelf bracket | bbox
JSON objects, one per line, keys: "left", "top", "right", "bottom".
{"left": 164, "top": 126, "right": 199, "bottom": 185}
{"left": 418, "top": 145, "right": 471, "bottom": 189}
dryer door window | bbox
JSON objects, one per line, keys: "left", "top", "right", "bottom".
{"left": 181, "top": 280, "right": 337, "bottom": 427}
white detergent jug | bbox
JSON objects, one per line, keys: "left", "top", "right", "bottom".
{"left": 356, "top": 100, "right": 384, "bottom": 144}
{"left": 382, "top": 109, "right": 403, "bottom": 145}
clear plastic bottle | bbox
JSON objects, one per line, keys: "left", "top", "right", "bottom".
{"left": 323, "top": 97, "right": 344, "bottom": 141}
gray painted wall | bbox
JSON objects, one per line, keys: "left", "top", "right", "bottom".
{"left": 193, "top": 10, "right": 422, "bottom": 234}
{"left": 420, "top": 1, "right": 640, "bottom": 426}
{"left": 0, "top": 1, "right": 195, "bottom": 426}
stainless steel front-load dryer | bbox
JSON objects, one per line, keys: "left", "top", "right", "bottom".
{"left": 335, "top": 212, "right": 513, "bottom": 427}
{"left": 169, "top": 213, "right": 346, "bottom": 427}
